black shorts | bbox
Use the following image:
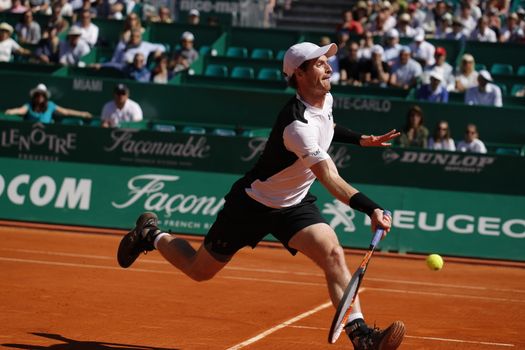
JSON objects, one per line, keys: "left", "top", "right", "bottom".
{"left": 203, "top": 181, "right": 327, "bottom": 262}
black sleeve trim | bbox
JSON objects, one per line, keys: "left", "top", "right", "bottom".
{"left": 333, "top": 124, "right": 363, "bottom": 145}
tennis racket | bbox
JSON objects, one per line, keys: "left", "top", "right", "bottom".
{"left": 328, "top": 209, "right": 392, "bottom": 344}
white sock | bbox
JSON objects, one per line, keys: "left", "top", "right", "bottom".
{"left": 346, "top": 312, "right": 364, "bottom": 326}
{"left": 153, "top": 232, "right": 171, "bottom": 249}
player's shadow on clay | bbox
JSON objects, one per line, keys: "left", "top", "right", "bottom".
{"left": 2, "top": 333, "right": 179, "bottom": 350}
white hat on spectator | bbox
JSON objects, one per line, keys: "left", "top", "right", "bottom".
{"left": 371, "top": 44, "right": 384, "bottom": 55}
{"left": 400, "top": 45, "right": 411, "bottom": 54}
{"left": 399, "top": 13, "right": 411, "bottom": 22}
{"left": 0, "top": 22, "right": 14, "bottom": 34}
{"left": 283, "top": 42, "right": 337, "bottom": 80}
{"left": 181, "top": 31, "right": 195, "bottom": 41}
{"left": 30, "top": 83, "right": 51, "bottom": 98}
{"left": 381, "top": 1, "right": 392, "bottom": 9}
{"left": 429, "top": 69, "right": 443, "bottom": 81}
{"left": 478, "top": 70, "right": 493, "bottom": 82}
{"left": 189, "top": 9, "right": 200, "bottom": 17}
{"left": 442, "top": 13, "right": 453, "bottom": 23}
{"left": 414, "top": 28, "right": 425, "bottom": 41}
{"left": 386, "top": 28, "right": 399, "bottom": 38}
{"left": 68, "top": 25, "right": 83, "bottom": 36}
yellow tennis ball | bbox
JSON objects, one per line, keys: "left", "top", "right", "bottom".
{"left": 426, "top": 254, "right": 444, "bottom": 271}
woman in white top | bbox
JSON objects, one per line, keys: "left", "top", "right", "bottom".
{"left": 455, "top": 53, "right": 479, "bottom": 92}
{"left": 428, "top": 120, "right": 456, "bottom": 151}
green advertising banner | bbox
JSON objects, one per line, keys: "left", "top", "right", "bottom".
{"left": 0, "top": 158, "right": 523, "bottom": 261}
{"left": 1, "top": 120, "right": 524, "bottom": 195}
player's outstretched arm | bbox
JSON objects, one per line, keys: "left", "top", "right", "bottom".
{"left": 311, "top": 158, "right": 391, "bottom": 235}
{"left": 333, "top": 124, "right": 400, "bottom": 147}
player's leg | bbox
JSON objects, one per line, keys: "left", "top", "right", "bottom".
{"left": 288, "top": 223, "right": 363, "bottom": 315}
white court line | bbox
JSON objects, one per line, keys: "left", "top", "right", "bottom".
{"left": 287, "top": 326, "right": 515, "bottom": 347}
{"left": 365, "top": 286, "right": 525, "bottom": 303}
{"left": 225, "top": 302, "right": 332, "bottom": 350}
{"left": 2, "top": 248, "right": 524, "bottom": 294}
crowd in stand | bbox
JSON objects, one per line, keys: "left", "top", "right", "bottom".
{"left": 332, "top": 0, "right": 525, "bottom": 106}
{"left": 0, "top": 1, "right": 204, "bottom": 83}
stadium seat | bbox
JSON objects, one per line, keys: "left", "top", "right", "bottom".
{"left": 204, "top": 64, "right": 228, "bottom": 77}
{"left": 517, "top": 66, "right": 525, "bottom": 76}
{"left": 251, "top": 48, "right": 273, "bottom": 60}
{"left": 199, "top": 46, "right": 211, "bottom": 56}
{"left": 226, "top": 46, "right": 248, "bottom": 58}
{"left": 257, "top": 68, "right": 282, "bottom": 81}
{"left": 491, "top": 63, "right": 513, "bottom": 75}
{"left": 511, "top": 84, "right": 525, "bottom": 97}
{"left": 60, "top": 118, "right": 84, "bottom": 126}
{"left": 496, "top": 83, "right": 508, "bottom": 96}
{"left": 152, "top": 123, "right": 176, "bottom": 132}
{"left": 119, "top": 120, "right": 149, "bottom": 129}
{"left": 0, "top": 113, "right": 23, "bottom": 122}
{"left": 495, "top": 147, "right": 520, "bottom": 156}
{"left": 212, "top": 128, "right": 237, "bottom": 136}
{"left": 276, "top": 50, "right": 286, "bottom": 60}
{"left": 242, "top": 128, "right": 271, "bottom": 138}
{"left": 231, "top": 66, "right": 255, "bottom": 79}
{"left": 182, "top": 126, "right": 206, "bottom": 134}
{"left": 474, "top": 63, "right": 487, "bottom": 71}
{"left": 88, "top": 119, "right": 101, "bottom": 127}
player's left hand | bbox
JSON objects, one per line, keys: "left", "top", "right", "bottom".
{"left": 371, "top": 209, "right": 392, "bottom": 238}
{"left": 360, "top": 129, "right": 400, "bottom": 147}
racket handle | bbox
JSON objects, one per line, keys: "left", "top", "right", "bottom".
{"left": 370, "top": 210, "right": 392, "bottom": 248}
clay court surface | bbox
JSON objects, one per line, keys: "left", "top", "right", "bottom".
{"left": 1, "top": 223, "right": 524, "bottom": 350}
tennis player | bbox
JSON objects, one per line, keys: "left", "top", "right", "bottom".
{"left": 118, "top": 41, "right": 405, "bottom": 349}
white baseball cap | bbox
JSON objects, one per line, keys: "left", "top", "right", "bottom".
{"left": 282, "top": 42, "right": 337, "bottom": 79}
{"left": 181, "top": 31, "right": 194, "bottom": 41}
{"left": 478, "top": 69, "right": 493, "bottom": 82}
{"left": 386, "top": 28, "right": 399, "bottom": 38}
{"left": 414, "top": 28, "right": 425, "bottom": 41}
{"left": 371, "top": 44, "right": 384, "bottom": 55}
{"left": 189, "top": 9, "right": 200, "bottom": 17}
{"left": 429, "top": 69, "right": 444, "bottom": 81}
{"left": 30, "top": 83, "right": 51, "bottom": 98}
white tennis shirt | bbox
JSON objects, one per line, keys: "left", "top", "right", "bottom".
{"left": 245, "top": 93, "right": 334, "bottom": 208}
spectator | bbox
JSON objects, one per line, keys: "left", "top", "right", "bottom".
{"left": 0, "top": 0, "right": 11, "bottom": 11}
{"left": 408, "top": 1, "right": 426, "bottom": 29}
{"left": 409, "top": 28, "right": 435, "bottom": 68}
{"left": 398, "top": 105, "right": 429, "bottom": 148}
{"left": 151, "top": 54, "right": 173, "bottom": 84}
{"left": 125, "top": 52, "right": 150, "bottom": 82}
{"left": 382, "top": 28, "right": 401, "bottom": 65}
{"left": 428, "top": 120, "right": 456, "bottom": 151}
{"left": 107, "top": 28, "right": 165, "bottom": 69}
{"left": 458, "top": 2, "right": 477, "bottom": 35}
{"left": 446, "top": 17, "right": 468, "bottom": 41}
{"left": 120, "top": 13, "right": 144, "bottom": 44}
{"left": 47, "top": 2, "right": 69, "bottom": 35}
{"left": 59, "top": 26, "right": 90, "bottom": 66}
{"left": 435, "top": 13, "right": 453, "bottom": 39}
{"left": 72, "top": 0, "right": 97, "bottom": 21}
{"left": 465, "top": 70, "right": 503, "bottom": 107}
{"left": 455, "top": 53, "right": 478, "bottom": 92}
{"left": 187, "top": 8, "right": 200, "bottom": 25}
{"left": 100, "top": 84, "right": 143, "bottom": 128}
{"left": 422, "top": 0, "right": 449, "bottom": 34}
{"left": 456, "top": 123, "right": 487, "bottom": 153}
{"left": 15, "top": 10, "right": 41, "bottom": 44}
{"left": 76, "top": 9, "right": 99, "bottom": 47}
{"left": 389, "top": 46, "right": 422, "bottom": 89}
{"left": 357, "top": 31, "right": 374, "bottom": 60}
{"left": 487, "top": 9, "right": 502, "bottom": 39}
{"left": 337, "top": 9, "right": 364, "bottom": 35}
{"left": 500, "top": 13, "right": 525, "bottom": 42}
{"left": 427, "top": 47, "right": 454, "bottom": 90}
{"left": 172, "top": 31, "right": 199, "bottom": 67}
{"left": 150, "top": 5, "right": 173, "bottom": 23}
{"left": 397, "top": 13, "right": 416, "bottom": 37}
{"left": 470, "top": 16, "right": 497, "bottom": 42}
{"left": 368, "top": 1, "right": 396, "bottom": 35}
{"left": 416, "top": 69, "right": 449, "bottom": 102}
{"left": 29, "top": 0, "right": 50, "bottom": 14}
{"left": 354, "top": 1, "right": 369, "bottom": 26}
{"left": 360, "top": 44, "right": 390, "bottom": 86}
{"left": 339, "top": 41, "right": 361, "bottom": 85}
{"left": 4, "top": 83, "right": 92, "bottom": 123}
{"left": 0, "top": 22, "right": 30, "bottom": 62}
{"left": 10, "top": 0, "right": 28, "bottom": 13}
{"left": 58, "top": 0, "right": 73, "bottom": 17}
{"left": 335, "top": 30, "right": 350, "bottom": 62}
{"left": 35, "top": 26, "right": 60, "bottom": 63}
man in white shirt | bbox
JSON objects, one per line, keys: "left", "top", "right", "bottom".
{"left": 76, "top": 9, "right": 99, "bottom": 47}
{"left": 390, "top": 46, "right": 423, "bottom": 89}
{"left": 101, "top": 84, "right": 143, "bottom": 127}
{"left": 116, "top": 41, "right": 405, "bottom": 349}
{"left": 382, "top": 28, "right": 401, "bottom": 65}
{"left": 457, "top": 123, "right": 487, "bottom": 153}
{"left": 470, "top": 16, "right": 497, "bottom": 42}
{"left": 0, "top": 22, "right": 30, "bottom": 62}
{"left": 409, "top": 28, "right": 435, "bottom": 67}
{"left": 397, "top": 13, "right": 416, "bottom": 37}
{"left": 465, "top": 70, "right": 503, "bottom": 107}
{"left": 58, "top": 25, "right": 90, "bottom": 65}
{"left": 108, "top": 28, "right": 165, "bottom": 69}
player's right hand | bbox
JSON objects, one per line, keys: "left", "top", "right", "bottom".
{"left": 371, "top": 209, "right": 391, "bottom": 238}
